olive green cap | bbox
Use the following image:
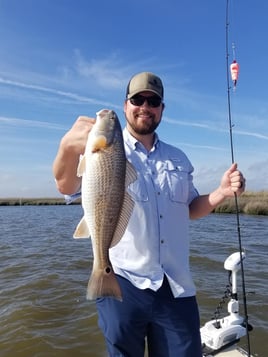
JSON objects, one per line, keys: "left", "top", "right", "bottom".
{"left": 126, "top": 72, "right": 164, "bottom": 99}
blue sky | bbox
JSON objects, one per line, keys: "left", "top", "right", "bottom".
{"left": 0, "top": 0, "right": 267, "bottom": 198}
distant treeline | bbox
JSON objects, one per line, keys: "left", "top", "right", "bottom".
{"left": 0, "top": 191, "right": 267, "bottom": 215}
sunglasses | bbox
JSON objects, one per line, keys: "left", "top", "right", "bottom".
{"left": 129, "top": 94, "right": 162, "bottom": 108}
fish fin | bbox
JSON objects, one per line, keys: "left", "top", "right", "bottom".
{"left": 73, "top": 217, "right": 90, "bottom": 239}
{"left": 125, "top": 160, "right": 137, "bottom": 185}
{"left": 77, "top": 155, "right": 86, "bottom": 177}
{"left": 91, "top": 135, "right": 107, "bottom": 152}
{"left": 110, "top": 161, "right": 137, "bottom": 248}
{"left": 86, "top": 266, "right": 122, "bottom": 301}
{"left": 110, "top": 191, "right": 134, "bottom": 247}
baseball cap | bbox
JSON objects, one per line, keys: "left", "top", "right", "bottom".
{"left": 126, "top": 72, "right": 164, "bottom": 99}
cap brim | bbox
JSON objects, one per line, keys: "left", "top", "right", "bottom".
{"left": 127, "top": 89, "right": 162, "bottom": 99}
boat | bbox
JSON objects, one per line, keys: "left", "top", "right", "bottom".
{"left": 200, "top": 252, "right": 254, "bottom": 357}
{"left": 204, "top": 345, "right": 253, "bottom": 357}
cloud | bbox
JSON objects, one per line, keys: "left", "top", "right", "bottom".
{"left": 163, "top": 115, "right": 268, "bottom": 141}
{"left": 0, "top": 76, "right": 121, "bottom": 110}
{"left": 0, "top": 171, "right": 61, "bottom": 198}
{"left": 73, "top": 50, "right": 128, "bottom": 89}
{"left": 235, "top": 129, "right": 268, "bottom": 140}
{"left": 245, "top": 160, "right": 268, "bottom": 191}
{"left": 173, "top": 142, "right": 226, "bottom": 151}
{"left": 2, "top": 50, "right": 266, "bottom": 143}
{"left": 0, "top": 116, "right": 67, "bottom": 131}
{"left": 163, "top": 116, "right": 216, "bottom": 130}
{"left": 193, "top": 164, "right": 227, "bottom": 194}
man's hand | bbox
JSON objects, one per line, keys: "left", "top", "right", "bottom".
{"left": 219, "top": 163, "right": 246, "bottom": 197}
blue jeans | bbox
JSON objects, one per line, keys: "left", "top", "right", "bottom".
{"left": 96, "top": 275, "right": 202, "bottom": 357}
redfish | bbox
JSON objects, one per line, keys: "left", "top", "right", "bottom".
{"left": 73, "top": 109, "right": 136, "bottom": 301}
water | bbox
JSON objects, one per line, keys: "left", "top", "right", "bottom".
{"left": 0, "top": 206, "right": 267, "bottom": 356}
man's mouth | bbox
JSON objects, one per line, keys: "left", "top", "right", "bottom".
{"left": 136, "top": 111, "right": 153, "bottom": 120}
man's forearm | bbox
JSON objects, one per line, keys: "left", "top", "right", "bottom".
{"left": 189, "top": 189, "right": 226, "bottom": 219}
{"left": 53, "top": 137, "right": 81, "bottom": 195}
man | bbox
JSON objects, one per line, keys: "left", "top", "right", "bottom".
{"left": 53, "top": 72, "right": 245, "bottom": 357}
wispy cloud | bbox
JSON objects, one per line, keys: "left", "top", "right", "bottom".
{"left": 2, "top": 74, "right": 267, "bottom": 143}
{"left": 0, "top": 116, "right": 67, "bottom": 130}
{"left": 71, "top": 50, "right": 178, "bottom": 90}
{"left": 163, "top": 116, "right": 214, "bottom": 130}
{"left": 235, "top": 129, "right": 268, "bottom": 140}
{"left": 163, "top": 116, "right": 268, "bottom": 140}
{"left": 73, "top": 50, "right": 128, "bottom": 89}
{"left": 0, "top": 76, "right": 121, "bottom": 109}
{"left": 172, "top": 142, "right": 227, "bottom": 151}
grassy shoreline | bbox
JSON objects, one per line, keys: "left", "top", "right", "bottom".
{"left": 213, "top": 190, "right": 268, "bottom": 216}
{"left": 0, "top": 197, "right": 76, "bottom": 206}
{"left": 0, "top": 191, "right": 268, "bottom": 215}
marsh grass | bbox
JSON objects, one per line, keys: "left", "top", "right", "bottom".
{"left": 0, "top": 197, "right": 74, "bottom": 206}
{"left": 0, "top": 192, "right": 267, "bottom": 215}
{"left": 214, "top": 191, "right": 268, "bottom": 216}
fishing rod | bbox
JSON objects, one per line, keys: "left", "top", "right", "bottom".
{"left": 225, "top": 0, "right": 252, "bottom": 355}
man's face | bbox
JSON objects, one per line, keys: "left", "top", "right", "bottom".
{"left": 124, "top": 91, "right": 164, "bottom": 136}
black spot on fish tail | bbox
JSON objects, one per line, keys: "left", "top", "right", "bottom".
{"left": 86, "top": 267, "right": 122, "bottom": 301}
{"left": 105, "top": 266, "right": 111, "bottom": 274}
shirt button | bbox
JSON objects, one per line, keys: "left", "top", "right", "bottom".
{"left": 161, "top": 240, "right": 164, "bottom": 244}
{"left": 159, "top": 214, "right": 163, "bottom": 219}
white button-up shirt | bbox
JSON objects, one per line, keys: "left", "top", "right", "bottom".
{"left": 109, "top": 129, "right": 199, "bottom": 298}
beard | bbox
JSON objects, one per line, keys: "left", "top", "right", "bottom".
{"left": 125, "top": 111, "right": 161, "bottom": 135}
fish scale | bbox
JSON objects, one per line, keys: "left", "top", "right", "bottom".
{"left": 88, "top": 142, "right": 125, "bottom": 268}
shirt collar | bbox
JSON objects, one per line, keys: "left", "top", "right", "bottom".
{"left": 123, "top": 128, "right": 160, "bottom": 152}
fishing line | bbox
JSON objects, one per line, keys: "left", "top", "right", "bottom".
{"left": 225, "top": 0, "right": 252, "bottom": 355}
{"left": 232, "top": 42, "right": 236, "bottom": 61}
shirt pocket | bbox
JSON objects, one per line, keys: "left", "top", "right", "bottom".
{"left": 127, "top": 172, "right": 149, "bottom": 202}
{"left": 165, "top": 160, "right": 189, "bottom": 203}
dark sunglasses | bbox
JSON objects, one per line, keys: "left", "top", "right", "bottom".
{"left": 129, "top": 94, "right": 162, "bottom": 108}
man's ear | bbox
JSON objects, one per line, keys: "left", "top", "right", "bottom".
{"left": 123, "top": 100, "right": 127, "bottom": 113}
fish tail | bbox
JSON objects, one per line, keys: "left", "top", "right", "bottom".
{"left": 86, "top": 267, "right": 123, "bottom": 301}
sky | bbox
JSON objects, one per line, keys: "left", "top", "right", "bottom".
{"left": 0, "top": 0, "right": 268, "bottom": 198}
